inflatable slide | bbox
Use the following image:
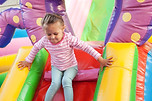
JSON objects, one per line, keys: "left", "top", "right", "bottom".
{"left": 0, "top": 47, "right": 48, "bottom": 101}
{"left": 94, "top": 43, "right": 138, "bottom": 101}
{"left": 0, "top": 0, "right": 152, "bottom": 101}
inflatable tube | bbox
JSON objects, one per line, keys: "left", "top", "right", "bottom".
{"left": 0, "top": 72, "right": 7, "bottom": 87}
{"left": 135, "top": 43, "right": 152, "bottom": 101}
{"left": 17, "top": 48, "right": 48, "bottom": 101}
{"left": 144, "top": 50, "right": 152, "bottom": 100}
{"left": 105, "top": 0, "right": 152, "bottom": 46}
{"left": 0, "top": 0, "right": 74, "bottom": 47}
{"left": 0, "top": 46, "right": 31, "bottom": 101}
{"left": 0, "top": 54, "right": 16, "bottom": 72}
{"left": 94, "top": 43, "right": 138, "bottom": 101}
{"left": 0, "top": 46, "right": 48, "bottom": 101}
{"left": 44, "top": 68, "right": 100, "bottom": 82}
{"left": 81, "top": 0, "right": 114, "bottom": 41}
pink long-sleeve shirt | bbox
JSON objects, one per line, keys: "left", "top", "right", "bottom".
{"left": 26, "top": 32, "right": 101, "bottom": 71}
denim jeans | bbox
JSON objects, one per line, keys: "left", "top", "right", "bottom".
{"left": 45, "top": 65, "right": 78, "bottom": 101}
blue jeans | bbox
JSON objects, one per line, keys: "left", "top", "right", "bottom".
{"left": 45, "top": 65, "right": 78, "bottom": 101}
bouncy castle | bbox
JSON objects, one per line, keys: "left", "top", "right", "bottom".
{"left": 0, "top": 0, "right": 152, "bottom": 101}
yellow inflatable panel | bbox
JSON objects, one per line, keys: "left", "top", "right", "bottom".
{"left": 97, "top": 43, "right": 136, "bottom": 101}
{"left": 0, "top": 71, "right": 8, "bottom": 88}
{"left": 148, "top": 35, "right": 152, "bottom": 43}
{"left": 0, "top": 46, "right": 32, "bottom": 101}
{"left": 0, "top": 54, "right": 16, "bottom": 72}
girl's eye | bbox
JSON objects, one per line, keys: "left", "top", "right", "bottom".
{"left": 47, "top": 34, "right": 51, "bottom": 36}
{"left": 54, "top": 33, "right": 58, "bottom": 35}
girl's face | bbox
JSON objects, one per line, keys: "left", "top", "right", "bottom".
{"left": 44, "top": 21, "right": 65, "bottom": 44}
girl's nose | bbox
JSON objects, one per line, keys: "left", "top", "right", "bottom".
{"left": 51, "top": 35, "right": 55, "bottom": 39}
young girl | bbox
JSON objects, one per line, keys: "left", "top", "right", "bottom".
{"left": 18, "top": 13, "right": 113, "bottom": 101}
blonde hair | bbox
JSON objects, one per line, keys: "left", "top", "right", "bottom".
{"left": 41, "top": 13, "right": 64, "bottom": 27}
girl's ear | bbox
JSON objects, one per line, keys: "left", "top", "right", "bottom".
{"left": 42, "top": 27, "right": 47, "bottom": 34}
{"left": 62, "top": 25, "right": 66, "bottom": 31}
{"left": 42, "top": 28, "right": 46, "bottom": 33}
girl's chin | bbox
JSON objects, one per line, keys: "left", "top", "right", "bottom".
{"left": 51, "top": 41, "right": 56, "bottom": 44}
{"left": 50, "top": 40, "right": 58, "bottom": 44}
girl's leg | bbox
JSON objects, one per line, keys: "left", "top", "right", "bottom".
{"left": 45, "top": 66, "right": 63, "bottom": 101}
{"left": 62, "top": 66, "right": 78, "bottom": 101}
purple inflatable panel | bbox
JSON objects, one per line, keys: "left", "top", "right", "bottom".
{"left": 105, "top": 0, "right": 152, "bottom": 46}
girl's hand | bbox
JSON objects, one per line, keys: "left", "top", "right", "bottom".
{"left": 98, "top": 57, "right": 113, "bottom": 71}
{"left": 18, "top": 61, "right": 32, "bottom": 70}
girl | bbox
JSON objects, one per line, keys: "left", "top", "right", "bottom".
{"left": 18, "top": 13, "right": 113, "bottom": 101}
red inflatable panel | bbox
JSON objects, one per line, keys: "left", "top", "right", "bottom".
{"left": 33, "top": 47, "right": 103, "bottom": 101}
{"left": 136, "top": 42, "right": 152, "bottom": 101}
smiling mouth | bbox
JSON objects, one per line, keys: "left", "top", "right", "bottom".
{"left": 50, "top": 39, "right": 57, "bottom": 43}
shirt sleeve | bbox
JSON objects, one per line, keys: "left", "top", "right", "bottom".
{"left": 68, "top": 34, "right": 101, "bottom": 60}
{"left": 25, "top": 37, "right": 45, "bottom": 63}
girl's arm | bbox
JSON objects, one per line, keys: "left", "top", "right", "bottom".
{"left": 18, "top": 37, "right": 45, "bottom": 70}
{"left": 69, "top": 34, "right": 113, "bottom": 70}
{"left": 69, "top": 34, "right": 101, "bottom": 60}
{"left": 18, "top": 61, "right": 32, "bottom": 70}
{"left": 97, "top": 57, "right": 113, "bottom": 71}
